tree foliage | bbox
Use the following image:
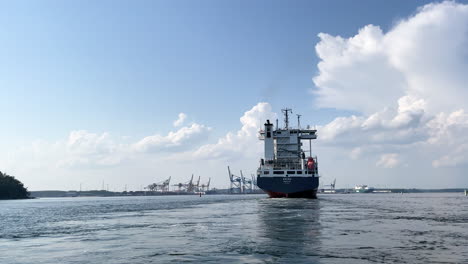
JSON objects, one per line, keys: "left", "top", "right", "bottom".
{"left": 0, "top": 171, "right": 30, "bottom": 199}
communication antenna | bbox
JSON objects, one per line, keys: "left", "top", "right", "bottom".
{"left": 282, "top": 108, "right": 292, "bottom": 129}
{"left": 276, "top": 119, "right": 279, "bottom": 130}
{"left": 309, "top": 140, "right": 312, "bottom": 157}
{"left": 297, "top": 114, "right": 302, "bottom": 129}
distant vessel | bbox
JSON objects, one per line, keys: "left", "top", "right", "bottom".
{"left": 373, "top": 190, "right": 391, "bottom": 193}
{"left": 256, "top": 108, "right": 319, "bottom": 198}
{"left": 354, "top": 185, "right": 374, "bottom": 193}
{"left": 320, "top": 179, "right": 336, "bottom": 194}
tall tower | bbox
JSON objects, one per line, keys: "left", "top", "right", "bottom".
{"left": 282, "top": 108, "right": 292, "bottom": 129}
{"left": 264, "top": 120, "right": 274, "bottom": 160}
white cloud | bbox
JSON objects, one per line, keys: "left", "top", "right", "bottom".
{"left": 317, "top": 101, "right": 468, "bottom": 169}
{"left": 59, "top": 130, "right": 125, "bottom": 168}
{"left": 319, "top": 95, "right": 428, "bottom": 147}
{"left": 314, "top": 2, "right": 468, "bottom": 115}
{"left": 192, "top": 102, "right": 276, "bottom": 160}
{"left": 376, "top": 153, "right": 400, "bottom": 168}
{"left": 313, "top": 1, "right": 468, "bottom": 169}
{"left": 6, "top": 119, "right": 212, "bottom": 173}
{"left": 4, "top": 130, "right": 127, "bottom": 171}
{"left": 133, "top": 123, "right": 211, "bottom": 153}
{"left": 173, "top": 113, "right": 187, "bottom": 127}
{"left": 428, "top": 110, "right": 468, "bottom": 167}
{"left": 349, "top": 147, "right": 363, "bottom": 160}
{"left": 313, "top": 25, "right": 406, "bottom": 114}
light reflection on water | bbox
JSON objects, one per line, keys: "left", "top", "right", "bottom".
{"left": 0, "top": 193, "right": 467, "bottom": 263}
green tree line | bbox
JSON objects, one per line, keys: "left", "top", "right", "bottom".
{"left": 0, "top": 171, "right": 30, "bottom": 199}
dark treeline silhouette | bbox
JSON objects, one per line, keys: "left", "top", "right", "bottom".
{"left": 0, "top": 171, "right": 30, "bottom": 199}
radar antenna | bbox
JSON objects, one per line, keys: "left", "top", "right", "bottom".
{"left": 282, "top": 108, "right": 292, "bottom": 129}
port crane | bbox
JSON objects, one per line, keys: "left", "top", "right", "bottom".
{"left": 199, "top": 178, "right": 211, "bottom": 192}
{"left": 322, "top": 179, "right": 336, "bottom": 193}
{"left": 251, "top": 173, "right": 257, "bottom": 191}
{"left": 241, "top": 171, "right": 253, "bottom": 193}
{"left": 173, "top": 174, "right": 195, "bottom": 192}
{"left": 145, "top": 176, "right": 171, "bottom": 192}
{"left": 227, "top": 166, "right": 242, "bottom": 193}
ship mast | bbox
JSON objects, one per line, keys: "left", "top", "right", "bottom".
{"left": 282, "top": 108, "right": 292, "bottom": 129}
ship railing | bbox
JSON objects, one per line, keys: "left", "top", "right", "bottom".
{"left": 260, "top": 158, "right": 319, "bottom": 170}
{"left": 259, "top": 164, "right": 303, "bottom": 170}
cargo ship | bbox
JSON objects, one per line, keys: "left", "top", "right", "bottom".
{"left": 256, "top": 108, "right": 319, "bottom": 198}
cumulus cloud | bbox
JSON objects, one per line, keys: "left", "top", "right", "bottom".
{"left": 427, "top": 110, "right": 468, "bottom": 167}
{"left": 173, "top": 113, "right": 187, "bottom": 127}
{"left": 6, "top": 119, "right": 212, "bottom": 172}
{"left": 319, "top": 95, "right": 428, "bottom": 147}
{"left": 133, "top": 123, "right": 211, "bottom": 153}
{"left": 133, "top": 113, "right": 211, "bottom": 153}
{"left": 376, "top": 153, "right": 400, "bottom": 168}
{"left": 58, "top": 130, "right": 125, "bottom": 168}
{"left": 313, "top": 1, "right": 468, "bottom": 168}
{"left": 4, "top": 130, "right": 127, "bottom": 170}
{"left": 314, "top": 25, "right": 406, "bottom": 114}
{"left": 314, "top": 1, "right": 468, "bottom": 115}
{"left": 192, "top": 102, "right": 276, "bottom": 160}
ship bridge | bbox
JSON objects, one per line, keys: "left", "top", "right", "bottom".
{"left": 259, "top": 108, "right": 317, "bottom": 165}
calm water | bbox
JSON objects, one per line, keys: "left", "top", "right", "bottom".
{"left": 1, "top": 193, "right": 467, "bottom": 263}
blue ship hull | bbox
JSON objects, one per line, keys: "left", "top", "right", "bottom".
{"left": 256, "top": 176, "right": 319, "bottom": 199}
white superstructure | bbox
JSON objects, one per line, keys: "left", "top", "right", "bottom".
{"left": 258, "top": 109, "right": 318, "bottom": 177}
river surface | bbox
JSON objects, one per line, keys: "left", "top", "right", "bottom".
{"left": 1, "top": 193, "right": 467, "bottom": 263}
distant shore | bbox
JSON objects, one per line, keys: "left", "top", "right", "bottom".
{"left": 29, "top": 189, "right": 264, "bottom": 198}
{"left": 27, "top": 188, "right": 467, "bottom": 198}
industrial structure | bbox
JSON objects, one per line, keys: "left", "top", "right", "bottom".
{"left": 173, "top": 174, "right": 196, "bottom": 192}
{"left": 171, "top": 174, "right": 211, "bottom": 193}
{"left": 199, "top": 178, "right": 211, "bottom": 192}
{"left": 321, "top": 179, "right": 336, "bottom": 193}
{"left": 227, "top": 166, "right": 241, "bottom": 193}
{"left": 145, "top": 176, "right": 171, "bottom": 193}
{"left": 250, "top": 174, "right": 257, "bottom": 190}
{"left": 227, "top": 166, "right": 256, "bottom": 194}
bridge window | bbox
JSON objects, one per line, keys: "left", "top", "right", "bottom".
{"left": 273, "top": 171, "right": 284, "bottom": 174}
{"left": 264, "top": 171, "right": 269, "bottom": 174}
{"left": 287, "top": 171, "right": 296, "bottom": 174}
{"left": 296, "top": 171, "right": 302, "bottom": 174}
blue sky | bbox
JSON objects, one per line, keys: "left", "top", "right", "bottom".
{"left": 0, "top": 0, "right": 431, "bottom": 141}
{"left": 2, "top": 1, "right": 467, "bottom": 190}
